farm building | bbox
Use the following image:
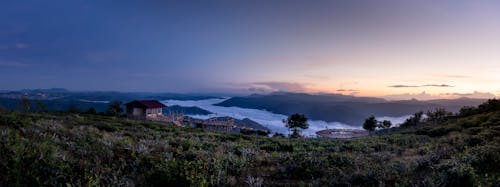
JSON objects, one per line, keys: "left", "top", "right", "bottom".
{"left": 125, "top": 100, "right": 166, "bottom": 119}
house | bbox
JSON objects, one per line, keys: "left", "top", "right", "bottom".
{"left": 125, "top": 100, "right": 166, "bottom": 119}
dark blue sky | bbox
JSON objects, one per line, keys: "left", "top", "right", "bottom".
{"left": 1, "top": 0, "right": 499, "bottom": 98}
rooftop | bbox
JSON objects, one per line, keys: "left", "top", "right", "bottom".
{"left": 126, "top": 100, "right": 166, "bottom": 108}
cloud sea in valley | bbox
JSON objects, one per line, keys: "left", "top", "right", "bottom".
{"left": 163, "top": 98, "right": 410, "bottom": 136}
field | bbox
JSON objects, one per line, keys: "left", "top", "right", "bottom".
{"left": 0, "top": 109, "right": 499, "bottom": 186}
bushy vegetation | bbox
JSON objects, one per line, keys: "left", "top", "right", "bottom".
{"left": 0, "top": 100, "right": 499, "bottom": 186}
{"left": 363, "top": 115, "right": 392, "bottom": 131}
{"left": 284, "top": 113, "right": 309, "bottom": 138}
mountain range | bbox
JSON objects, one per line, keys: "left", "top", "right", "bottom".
{"left": 0, "top": 89, "right": 491, "bottom": 127}
{"left": 215, "top": 92, "right": 488, "bottom": 126}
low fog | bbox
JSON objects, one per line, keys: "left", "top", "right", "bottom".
{"left": 163, "top": 98, "right": 410, "bottom": 136}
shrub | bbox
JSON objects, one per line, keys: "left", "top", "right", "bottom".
{"left": 400, "top": 112, "right": 424, "bottom": 127}
{"left": 426, "top": 125, "right": 462, "bottom": 137}
{"left": 240, "top": 128, "right": 256, "bottom": 135}
{"left": 363, "top": 115, "right": 377, "bottom": 131}
{"left": 256, "top": 130, "right": 270, "bottom": 136}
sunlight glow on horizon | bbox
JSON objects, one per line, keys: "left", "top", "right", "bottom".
{"left": 0, "top": 0, "right": 499, "bottom": 100}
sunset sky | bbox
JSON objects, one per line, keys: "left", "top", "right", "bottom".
{"left": 1, "top": 0, "right": 499, "bottom": 99}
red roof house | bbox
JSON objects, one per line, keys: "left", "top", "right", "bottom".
{"left": 125, "top": 100, "right": 166, "bottom": 119}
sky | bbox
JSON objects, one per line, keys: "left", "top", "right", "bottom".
{"left": 1, "top": 0, "right": 499, "bottom": 99}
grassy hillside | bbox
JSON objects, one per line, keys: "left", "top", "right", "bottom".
{"left": 0, "top": 109, "right": 499, "bottom": 186}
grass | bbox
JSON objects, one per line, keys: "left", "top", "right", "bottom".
{"left": 0, "top": 110, "right": 499, "bottom": 186}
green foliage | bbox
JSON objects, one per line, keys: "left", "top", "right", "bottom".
{"left": 34, "top": 100, "right": 46, "bottom": 112}
{"left": 400, "top": 111, "right": 424, "bottom": 127}
{"left": 18, "top": 97, "right": 31, "bottom": 112}
{"left": 67, "top": 104, "right": 81, "bottom": 113}
{"left": 105, "top": 101, "right": 123, "bottom": 116}
{"left": 363, "top": 115, "right": 377, "bottom": 131}
{"left": 459, "top": 98, "right": 500, "bottom": 117}
{"left": 477, "top": 98, "right": 500, "bottom": 112}
{"left": 0, "top": 105, "right": 499, "bottom": 186}
{"left": 425, "top": 108, "right": 452, "bottom": 125}
{"left": 363, "top": 116, "right": 391, "bottom": 131}
{"left": 272, "top": 133, "right": 285, "bottom": 138}
{"left": 380, "top": 120, "right": 392, "bottom": 128}
{"left": 284, "top": 113, "right": 309, "bottom": 138}
{"left": 256, "top": 129, "right": 270, "bottom": 136}
{"left": 85, "top": 107, "right": 97, "bottom": 115}
{"left": 459, "top": 106, "right": 477, "bottom": 117}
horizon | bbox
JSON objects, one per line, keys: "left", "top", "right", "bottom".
{"left": 2, "top": 87, "right": 497, "bottom": 101}
{"left": 1, "top": 0, "right": 500, "bottom": 100}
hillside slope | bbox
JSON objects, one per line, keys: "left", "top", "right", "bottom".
{"left": 0, "top": 109, "right": 498, "bottom": 186}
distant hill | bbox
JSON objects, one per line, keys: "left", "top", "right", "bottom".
{"left": 424, "top": 97, "right": 489, "bottom": 111}
{"left": 183, "top": 116, "right": 270, "bottom": 131}
{"left": 215, "top": 92, "right": 487, "bottom": 126}
{"left": 207, "top": 117, "right": 270, "bottom": 131}
{"left": 0, "top": 88, "right": 219, "bottom": 101}
{"left": 0, "top": 97, "right": 109, "bottom": 112}
{"left": 0, "top": 89, "right": 220, "bottom": 113}
{"left": 165, "top": 105, "right": 212, "bottom": 115}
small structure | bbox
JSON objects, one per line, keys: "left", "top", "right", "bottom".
{"left": 125, "top": 100, "right": 166, "bottom": 120}
{"left": 316, "top": 129, "right": 369, "bottom": 139}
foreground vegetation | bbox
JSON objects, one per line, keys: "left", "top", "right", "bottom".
{"left": 0, "top": 101, "right": 499, "bottom": 186}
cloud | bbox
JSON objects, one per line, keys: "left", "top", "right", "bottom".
{"left": 249, "top": 81, "right": 309, "bottom": 92}
{"left": 440, "top": 91, "right": 496, "bottom": 99}
{"left": 348, "top": 92, "right": 359, "bottom": 96}
{"left": 383, "top": 91, "right": 436, "bottom": 100}
{"left": 163, "top": 98, "right": 361, "bottom": 136}
{"left": 336, "top": 89, "right": 358, "bottom": 92}
{"left": 421, "top": 84, "right": 454, "bottom": 87}
{"left": 248, "top": 87, "right": 268, "bottom": 93}
{"left": 389, "top": 84, "right": 454, "bottom": 88}
{"left": 384, "top": 91, "right": 497, "bottom": 100}
{"left": 388, "top": 85, "right": 420, "bottom": 88}
{"left": 239, "top": 81, "right": 311, "bottom": 93}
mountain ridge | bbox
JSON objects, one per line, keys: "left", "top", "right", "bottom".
{"left": 215, "top": 92, "right": 488, "bottom": 125}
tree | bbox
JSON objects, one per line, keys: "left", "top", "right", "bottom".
{"left": 35, "top": 100, "right": 46, "bottom": 113}
{"left": 256, "top": 130, "right": 270, "bottom": 136}
{"left": 0, "top": 103, "right": 6, "bottom": 112}
{"left": 426, "top": 108, "right": 452, "bottom": 125}
{"left": 401, "top": 111, "right": 424, "bottom": 127}
{"left": 272, "top": 133, "right": 286, "bottom": 138}
{"left": 380, "top": 120, "right": 392, "bottom": 128}
{"left": 106, "top": 101, "right": 123, "bottom": 116}
{"left": 458, "top": 99, "right": 500, "bottom": 117}
{"left": 86, "top": 107, "right": 97, "bottom": 115}
{"left": 363, "top": 115, "right": 378, "bottom": 131}
{"left": 459, "top": 106, "right": 477, "bottom": 117}
{"left": 477, "top": 98, "right": 500, "bottom": 113}
{"left": 18, "top": 97, "right": 31, "bottom": 112}
{"left": 284, "top": 113, "right": 309, "bottom": 138}
{"left": 67, "top": 104, "right": 81, "bottom": 113}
